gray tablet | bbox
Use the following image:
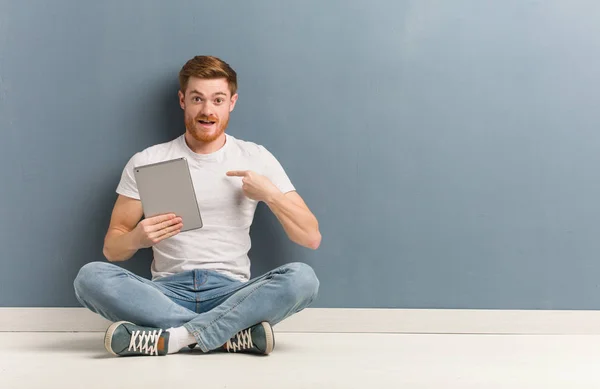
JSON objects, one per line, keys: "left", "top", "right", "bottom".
{"left": 133, "top": 157, "right": 203, "bottom": 232}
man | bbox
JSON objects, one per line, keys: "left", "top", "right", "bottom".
{"left": 73, "top": 55, "right": 321, "bottom": 357}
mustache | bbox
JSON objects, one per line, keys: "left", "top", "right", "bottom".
{"left": 196, "top": 115, "right": 218, "bottom": 122}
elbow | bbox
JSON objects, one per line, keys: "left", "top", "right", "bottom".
{"left": 307, "top": 231, "right": 322, "bottom": 250}
{"left": 293, "top": 230, "right": 321, "bottom": 250}
{"left": 103, "top": 246, "right": 117, "bottom": 262}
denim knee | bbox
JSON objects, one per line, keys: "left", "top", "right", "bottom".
{"left": 73, "top": 261, "right": 119, "bottom": 301}
{"left": 281, "top": 262, "right": 320, "bottom": 305}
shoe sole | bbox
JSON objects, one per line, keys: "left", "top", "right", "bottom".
{"left": 261, "top": 322, "right": 274, "bottom": 354}
{"left": 104, "top": 320, "right": 132, "bottom": 356}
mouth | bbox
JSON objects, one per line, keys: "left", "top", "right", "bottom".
{"left": 197, "top": 119, "right": 217, "bottom": 129}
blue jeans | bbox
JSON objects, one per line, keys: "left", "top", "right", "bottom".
{"left": 73, "top": 261, "right": 319, "bottom": 352}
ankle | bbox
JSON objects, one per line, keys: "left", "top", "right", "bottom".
{"left": 166, "top": 326, "right": 197, "bottom": 354}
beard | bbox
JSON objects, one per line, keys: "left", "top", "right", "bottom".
{"left": 184, "top": 113, "right": 229, "bottom": 143}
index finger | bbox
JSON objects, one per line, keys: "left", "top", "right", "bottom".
{"left": 226, "top": 170, "right": 249, "bottom": 177}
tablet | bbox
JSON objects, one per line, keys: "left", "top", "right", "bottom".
{"left": 133, "top": 157, "right": 203, "bottom": 232}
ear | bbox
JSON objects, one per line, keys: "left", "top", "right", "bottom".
{"left": 229, "top": 93, "right": 239, "bottom": 113}
{"left": 178, "top": 90, "right": 185, "bottom": 110}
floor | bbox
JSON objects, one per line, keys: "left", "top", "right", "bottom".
{"left": 3, "top": 332, "right": 600, "bottom": 388}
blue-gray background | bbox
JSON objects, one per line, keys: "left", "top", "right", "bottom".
{"left": 1, "top": 0, "right": 600, "bottom": 308}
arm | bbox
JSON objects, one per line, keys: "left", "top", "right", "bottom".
{"left": 265, "top": 191, "right": 321, "bottom": 250}
{"left": 103, "top": 195, "right": 183, "bottom": 261}
{"left": 226, "top": 170, "right": 322, "bottom": 250}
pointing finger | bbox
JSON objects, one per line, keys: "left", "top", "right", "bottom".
{"left": 226, "top": 170, "right": 249, "bottom": 177}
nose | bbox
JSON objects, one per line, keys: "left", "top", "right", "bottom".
{"left": 199, "top": 102, "right": 215, "bottom": 117}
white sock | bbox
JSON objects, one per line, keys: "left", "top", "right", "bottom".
{"left": 166, "top": 326, "right": 197, "bottom": 354}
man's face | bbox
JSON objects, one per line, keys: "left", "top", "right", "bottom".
{"left": 178, "top": 77, "right": 238, "bottom": 143}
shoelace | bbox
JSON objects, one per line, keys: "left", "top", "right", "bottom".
{"left": 226, "top": 328, "right": 253, "bottom": 352}
{"left": 128, "top": 329, "right": 163, "bottom": 356}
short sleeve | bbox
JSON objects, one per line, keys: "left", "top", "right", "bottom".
{"left": 116, "top": 153, "right": 141, "bottom": 200}
{"left": 259, "top": 146, "right": 295, "bottom": 194}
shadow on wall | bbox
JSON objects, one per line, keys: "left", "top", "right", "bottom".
{"left": 141, "top": 77, "right": 185, "bottom": 146}
{"left": 159, "top": 78, "right": 186, "bottom": 142}
{"left": 249, "top": 202, "right": 306, "bottom": 277}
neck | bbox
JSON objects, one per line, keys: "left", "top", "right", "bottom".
{"left": 184, "top": 132, "right": 226, "bottom": 154}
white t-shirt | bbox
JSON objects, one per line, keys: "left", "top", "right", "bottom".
{"left": 116, "top": 134, "right": 295, "bottom": 282}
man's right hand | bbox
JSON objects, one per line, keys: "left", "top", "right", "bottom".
{"left": 132, "top": 214, "right": 183, "bottom": 249}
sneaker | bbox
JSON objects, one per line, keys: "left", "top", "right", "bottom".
{"left": 225, "top": 321, "right": 274, "bottom": 355}
{"left": 104, "top": 321, "right": 169, "bottom": 356}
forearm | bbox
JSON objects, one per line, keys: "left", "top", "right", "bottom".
{"left": 103, "top": 229, "right": 140, "bottom": 262}
{"left": 265, "top": 192, "right": 321, "bottom": 249}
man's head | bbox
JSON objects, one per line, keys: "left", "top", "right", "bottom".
{"left": 178, "top": 56, "right": 238, "bottom": 144}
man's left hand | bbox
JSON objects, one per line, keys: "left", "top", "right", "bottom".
{"left": 226, "top": 170, "right": 281, "bottom": 202}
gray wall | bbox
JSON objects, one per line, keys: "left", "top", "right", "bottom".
{"left": 1, "top": 0, "right": 600, "bottom": 309}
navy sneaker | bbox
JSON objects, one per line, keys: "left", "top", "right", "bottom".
{"left": 104, "top": 321, "right": 169, "bottom": 356}
{"left": 225, "top": 322, "right": 274, "bottom": 355}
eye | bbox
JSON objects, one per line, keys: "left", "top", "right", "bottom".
{"left": 192, "top": 97, "right": 203, "bottom": 102}
{"left": 215, "top": 98, "right": 224, "bottom": 104}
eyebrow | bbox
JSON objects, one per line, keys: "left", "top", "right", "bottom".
{"left": 189, "top": 90, "right": 228, "bottom": 97}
